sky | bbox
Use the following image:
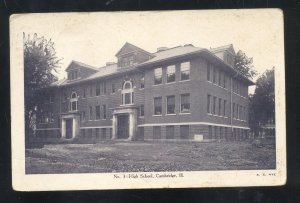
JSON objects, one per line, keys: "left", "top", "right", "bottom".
{"left": 18, "top": 10, "right": 284, "bottom": 93}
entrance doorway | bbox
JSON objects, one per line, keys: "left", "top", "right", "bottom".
{"left": 65, "top": 119, "right": 73, "bottom": 139}
{"left": 117, "top": 114, "right": 129, "bottom": 139}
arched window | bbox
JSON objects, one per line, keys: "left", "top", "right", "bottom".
{"left": 70, "top": 91, "right": 78, "bottom": 111}
{"left": 122, "top": 80, "right": 134, "bottom": 105}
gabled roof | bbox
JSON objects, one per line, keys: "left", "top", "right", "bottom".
{"left": 115, "top": 42, "right": 152, "bottom": 57}
{"left": 51, "top": 43, "right": 254, "bottom": 87}
{"left": 65, "top": 60, "right": 99, "bottom": 72}
{"left": 210, "top": 44, "right": 235, "bottom": 55}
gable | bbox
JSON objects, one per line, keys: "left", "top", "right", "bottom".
{"left": 226, "top": 45, "right": 235, "bottom": 55}
{"left": 65, "top": 61, "right": 98, "bottom": 73}
{"left": 65, "top": 61, "right": 80, "bottom": 72}
{"left": 115, "top": 42, "right": 151, "bottom": 57}
{"left": 210, "top": 44, "right": 235, "bottom": 56}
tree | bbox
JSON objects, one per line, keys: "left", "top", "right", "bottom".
{"left": 24, "top": 33, "right": 61, "bottom": 145}
{"left": 249, "top": 68, "right": 275, "bottom": 136}
{"left": 234, "top": 50, "right": 257, "bottom": 79}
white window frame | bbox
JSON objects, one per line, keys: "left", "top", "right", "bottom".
{"left": 166, "top": 65, "right": 176, "bottom": 83}
{"left": 95, "top": 105, "right": 101, "bottom": 120}
{"left": 154, "top": 67, "right": 162, "bottom": 85}
{"left": 180, "top": 93, "right": 190, "bottom": 114}
{"left": 69, "top": 91, "right": 78, "bottom": 112}
{"left": 180, "top": 62, "right": 190, "bottom": 81}
{"left": 166, "top": 95, "right": 176, "bottom": 115}
{"left": 121, "top": 80, "right": 134, "bottom": 105}
{"left": 153, "top": 97, "right": 162, "bottom": 116}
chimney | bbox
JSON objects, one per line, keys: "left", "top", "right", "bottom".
{"left": 157, "top": 47, "right": 168, "bottom": 52}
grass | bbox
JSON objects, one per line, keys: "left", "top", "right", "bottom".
{"left": 25, "top": 140, "right": 276, "bottom": 174}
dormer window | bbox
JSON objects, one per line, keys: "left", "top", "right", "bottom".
{"left": 119, "top": 55, "right": 135, "bottom": 68}
{"left": 69, "top": 69, "right": 79, "bottom": 80}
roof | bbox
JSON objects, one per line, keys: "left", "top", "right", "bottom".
{"left": 138, "top": 45, "right": 204, "bottom": 66}
{"left": 210, "top": 44, "right": 235, "bottom": 55}
{"left": 51, "top": 43, "right": 254, "bottom": 87}
{"left": 50, "top": 78, "right": 67, "bottom": 87}
{"left": 115, "top": 42, "right": 152, "bottom": 57}
{"left": 65, "top": 60, "right": 99, "bottom": 72}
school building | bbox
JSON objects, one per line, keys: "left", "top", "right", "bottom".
{"left": 35, "top": 42, "right": 254, "bottom": 142}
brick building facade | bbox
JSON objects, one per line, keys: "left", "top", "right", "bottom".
{"left": 35, "top": 42, "right": 254, "bottom": 142}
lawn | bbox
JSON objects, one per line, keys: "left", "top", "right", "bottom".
{"left": 25, "top": 140, "right": 276, "bottom": 174}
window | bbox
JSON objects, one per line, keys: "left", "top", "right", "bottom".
{"left": 96, "top": 105, "right": 100, "bottom": 120}
{"left": 180, "top": 94, "right": 190, "bottom": 113}
{"left": 124, "top": 93, "right": 131, "bottom": 104}
{"left": 63, "top": 92, "right": 68, "bottom": 102}
{"left": 218, "top": 71, "right": 222, "bottom": 86}
{"left": 223, "top": 74, "right": 227, "bottom": 88}
{"left": 129, "top": 56, "right": 134, "bottom": 66}
{"left": 81, "top": 111, "right": 86, "bottom": 122}
{"left": 166, "top": 65, "right": 176, "bottom": 83}
{"left": 44, "top": 112, "right": 49, "bottom": 123}
{"left": 154, "top": 68, "right": 162, "bottom": 85}
{"left": 88, "top": 129, "right": 93, "bottom": 137}
{"left": 69, "top": 92, "right": 78, "bottom": 111}
{"left": 49, "top": 112, "right": 54, "bottom": 123}
{"left": 214, "top": 126, "right": 218, "bottom": 139}
{"left": 96, "top": 83, "right": 100, "bottom": 96}
{"left": 154, "top": 97, "right": 162, "bottom": 115}
{"left": 180, "top": 62, "right": 190, "bottom": 80}
{"left": 112, "top": 83, "right": 116, "bottom": 93}
{"left": 89, "top": 106, "right": 93, "bottom": 120}
{"left": 96, "top": 128, "right": 100, "bottom": 138}
{"left": 207, "top": 95, "right": 211, "bottom": 114}
{"left": 166, "top": 95, "right": 175, "bottom": 114}
{"left": 236, "top": 104, "right": 239, "bottom": 119}
{"left": 49, "top": 94, "right": 54, "bottom": 103}
{"left": 153, "top": 126, "right": 161, "bottom": 139}
{"left": 83, "top": 88, "right": 86, "bottom": 98}
{"left": 140, "top": 77, "right": 145, "bottom": 89}
{"left": 220, "top": 127, "right": 223, "bottom": 139}
{"left": 138, "top": 127, "right": 144, "bottom": 140}
{"left": 218, "top": 98, "right": 222, "bottom": 116}
{"left": 102, "top": 105, "right": 106, "bottom": 119}
{"left": 213, "top": 67, "right": 217, "bottom": 83}
{"left": 208, "top": 126, "right": 212, "bottom": 139}
{"left": 96, "top": 82, "right": 106, "bottom": 95}
{"left": 69, "top": 70, "right": 79, "bottom": 80}
{"left": 40, "top": 110, "right": 44, "bottom": 123}
{"left": 166, "top": 126, "right": 174, "bottom": 139}
{"left": 90, "top": 86, "right": 93, "bottom": 97}
{"left": 223, "top": 100, "right": 226, "bottom": 117}
{"left": 140, "top": 105, "right": 144, "bottom": 117}
{"left": 232, "top": 103, "right": 235, "bottom": 118}
{"left": 180, "top": 125, "right": 189, "bottom": 139}
{"left": 213, "top": 96, "right": 216, "bottom": 115}
{"left": 102, "top": 128, "right": 106, "bottom": 139}
{"left": 102, "top": 81, "right": 106, "bottom": 95}
{"left": 239, "top": 106, "right": 242, "bottom": 120}
{"left": 207, "top": 64, "right": 211, "bottom": 81}
{"left": 224, "top": 128, "right": 228, "bottom": 140}
{"left": 122, "top": 81, "right": 134, "bottom": 105}
{"left": 81, "top": 129, "right": 85, "bottom": 138}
